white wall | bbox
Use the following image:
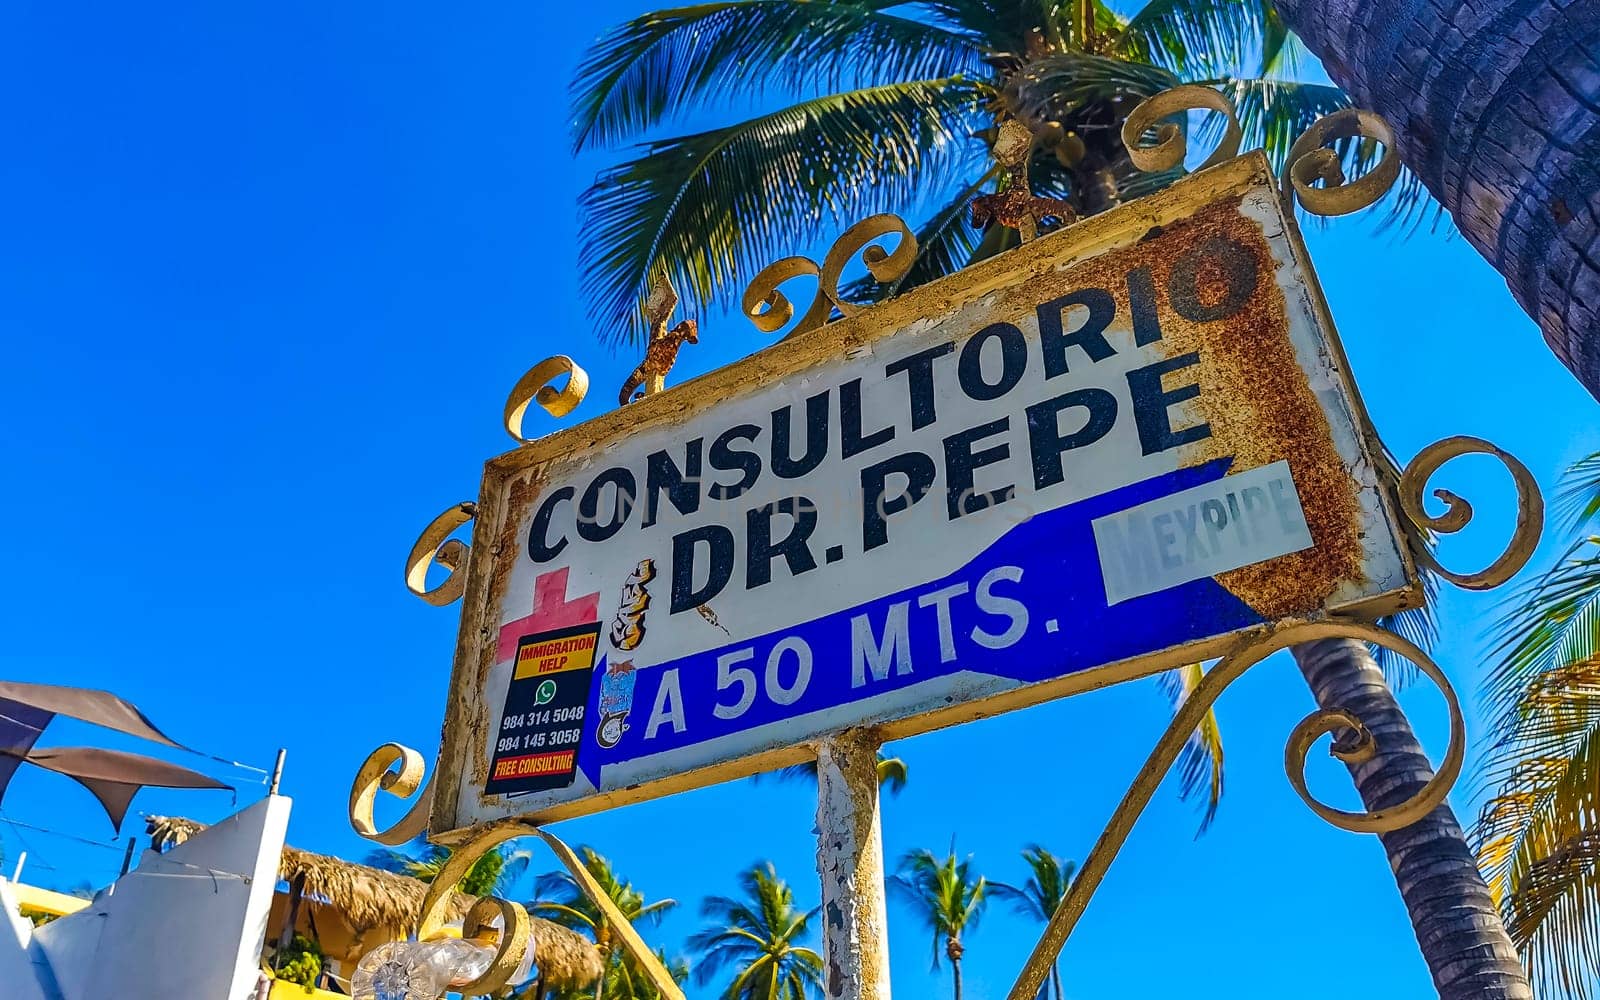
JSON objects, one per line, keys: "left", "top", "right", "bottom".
{"left": 0, "top": 880, "right": 52, "bottom": 1000}
{"left": 29, "top": 794, "right": 290, "bottom": 1000}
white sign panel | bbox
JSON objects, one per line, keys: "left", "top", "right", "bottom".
{"left": 431, "top": 155, "right": 1416, "bottom": 830}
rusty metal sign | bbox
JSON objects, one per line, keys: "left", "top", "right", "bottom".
{"left": 428, "top": 154, "right": 1418, "bottom": 832}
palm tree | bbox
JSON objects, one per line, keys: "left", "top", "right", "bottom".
{"left": 572, "top": 0, "right": 1370, "bottom": 347}
{"left": 573, "top": 0, "right": 1304, "bottom": 849}
{"left": 1268, "top": 0, "right": 1600, "bottom": 401}
{"left": 571, "top": 4, "right": 1528, "bottom": 995}
{"left": 893, "top": 845, "right": 986, "bottom": 1000}
{"left": 1475, "top": 452, "right": 1600, "bottom": 998}
{"left": 688, "top": 862, "right": 824, "bottom": 1000}
{"left": 1293, "top": 636, "right": 1532, "bottom": 998}
{"left": 365, "top": 834, "right": 531, "bottom": 897}
{"left": 531, "top": 846, "right": 677, "bottom": 1000}
{"left": 991, "top": 846, "right": 1078, "bottom": 1000}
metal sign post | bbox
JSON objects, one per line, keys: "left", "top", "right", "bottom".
{"left": 348, "top": 88, "right": 1544, "bottom": 999}
{"left": 815, "top": 732, "right": 892, "bottom": 1000}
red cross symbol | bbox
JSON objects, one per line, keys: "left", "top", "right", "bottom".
{"left": 495, "top": 567, "right": 601, "bottom": 662}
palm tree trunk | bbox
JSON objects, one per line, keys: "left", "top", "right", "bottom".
{"left": 1291, "top": 637, "right": 1530, "bottom": 998}
{"left": 593, "top": 932, "right": 612, "bottom": 1000}
{"left": 1270, "top": 0, "right": 1600, "bottom": 400}
{"left": 946, "top": 934, "right": 966, "bottom": 1000}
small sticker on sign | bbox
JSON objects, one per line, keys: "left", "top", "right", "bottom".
{"left": 1091, "top": 460, "right": 1314, "bottom": 605}
{"left": 486, "top": 621, "right": 600, "bottom": 796}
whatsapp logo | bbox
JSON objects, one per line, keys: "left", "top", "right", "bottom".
{"left": 534, "top": 680, "right": 558, "bottom": 707}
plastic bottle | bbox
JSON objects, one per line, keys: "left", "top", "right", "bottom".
{"left": 351, "top": 938, "right": 496, "bottom": 1000}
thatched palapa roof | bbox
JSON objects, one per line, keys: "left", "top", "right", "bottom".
{"left": 145, "top": 816, "right": 603, "bottom": 990}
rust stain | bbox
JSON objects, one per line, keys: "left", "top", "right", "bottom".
{"left": 489, "top": 470, "right": 544, "bottom": 632}
{"left": 1148, "top": 198, "right": 1362, "bottom": 618}
{"left": 468, "top": 469, "right": 548, "bottom": 792}
{"left": 1005, "top": 195, "right": 1364, "bottom": 620}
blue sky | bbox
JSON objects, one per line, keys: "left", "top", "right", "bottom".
{"left": 2, "top": 3, "right": 1597, "bottom": 998}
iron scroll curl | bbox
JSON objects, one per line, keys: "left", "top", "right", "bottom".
{"left": 348, "top": 750, "right": 683, "bottom": 996}
{"left": 412, "top": 821, "right": 688, "bottom": 999}
{"left": 1121, "top": 85, "right": 1243, "bottom": 174}
{"left": 503, "top": 355, "right": 589, "bottom": 442}
{"left": 1281, "top": 108, "right": 1401, "bottom": 216}
{"left": 817, "top": 213, "right": 918, "bottom": 320}
{"left": 742, "top": 255, "right": 829, "bottom": 336}
{"left": 1397, "top": 435, "right": 1545, "bottom": 589}
{"left": 348, "top": 742, "right": 435, "bottom": 847}
{"left": 405, "top": 502, "right": 476, "bottom": 607}
{"left": 1006, "top": 618, "right": 1467, "bottom": 1000}
{"left": 743, "top": 213, "right": 916, "bottom": 338}
{"left": 1120, "top": 86, "right": 1404, "bottom": 219}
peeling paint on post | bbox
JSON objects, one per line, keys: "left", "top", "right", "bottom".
{"left": 815, "top": 731, "right": 891, "bottom": 1000}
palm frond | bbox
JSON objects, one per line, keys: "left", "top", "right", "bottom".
{"left": 1372, "top": 603, "right": 1438, "bottom": 688}
{"left": 636, "top": 897, "right": 677, "bottom": 924}
{"left": 1474, "top": 660, "right": 1600, "bottom": 997}
{"left": 1004, "top": 50, "right": 1179, "bottom": 125}
{"left": 1209, "top": 78, "right": 1349, "bottom": 166}
{"left": 530, "top": 844, "right": 675, "bottom": 945}
{"left": 892, "top": 845, "right": 986, "bottom": 967}
{"left": 363, "top": 833, "right": 442, "bottom": 874}
{"left": 579, "top": 77, "right": 982, "bottom": 345}
{"left": 1022, "top": 140, "right": 1183, "bottom": 220}
{"left": 1371, "top": 569, "right": 1439, "bottom": 688}
{"left": 1558, "top": 452, "right": 1600, "bottom": 532}
{"left": 1259, "top": 6, "right": 1290, "bottom": 74}
{"left": 1092, "top": 0, "right": 1132, "bottom": 36}
{"left": 1158, "top": 662, "right": 1225, "bottom": 834}
{"left": 1113, "top": 0, "right": 1273, "bottom": 78}
{"left": 920, "top": 0, "right": 1042, "bottom": 54}
{"left": 529, "top": 900, "right": 597, "bottom": 930}
{"left": 1472, "top": 536, "right": 1600, "bottom": 995}
{"left": 500, "top": 847, "right": 535, "bottom": 888}
{"left": 989, "top": 845, "right": 1075, "bottom": 924}
{"left": 1360, "top": 439, "right": 1440, "bottom": 685}
{"left": 571, "top": 0, "right": 986, "bottom": 150}
{"left": 1186, "top": 77, "right": 1442, "bottom": 232}
{"left": 364, "top": 835, "right": 526, "bottom": 895}
{"left": 876, "top": 755, "right": 909, "bottom": 795}
{"left": 1484, "top": 538, "right": 1600, "bottom": 728}
{"left": 690, "top": 862, "right": 822, "bottom": 1000}
{"left": 985, "top": 878, "right": 1033, "bottom": 916}
{"left": 1496, "top": 821, "right": 1600, "bottom": 1000}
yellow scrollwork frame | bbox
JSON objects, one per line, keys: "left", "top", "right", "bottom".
{"left": 350, "top": 751, "right": 686, "bottom": 998}
{"left": 503, "top": 355, "right": 589, "bottom": 443}
{"left": 403, "top": 503, "right": 476, "bottom": 608}
{"left": 1006, "top": 617, "right": 1462, "bottom": 1000}
{"left": 741, "top": 213, "right": 917, "bottom": 338}
{"left": 1002, "top": 427, "right": 1543, "bottom": 998}
{"left": 374, "top": 84, "right": 1549, "bottom": 1000}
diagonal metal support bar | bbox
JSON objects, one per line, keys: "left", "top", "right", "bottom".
{"left": 413, "top": 819, "right": 688, "bottom": 999}
{"left": 1006, "top": 618, "right": 1466, "bottom": 1000}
